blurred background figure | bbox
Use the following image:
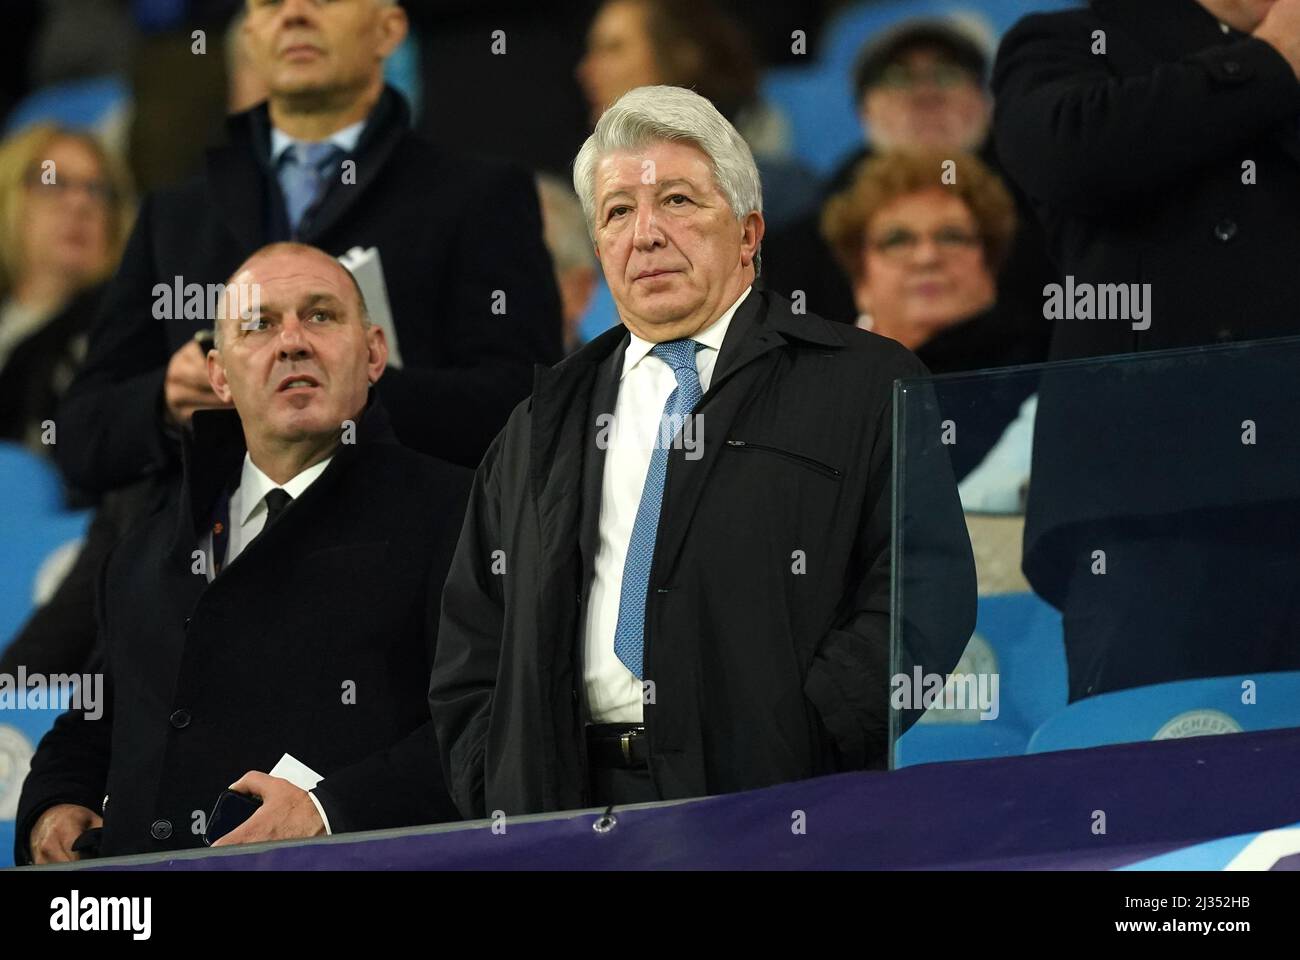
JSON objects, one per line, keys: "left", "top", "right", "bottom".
{"left": 762, "top": 18, "right": 996, "bottom": 324}
{"left": 997, "top": 0, "right": 1300, "bottom": 702}
{"left": 821, "top": 150, "right": 1013, "bottom": 366}
{"left": 856, "top": 19, "right": 992, "bottom": 155}
{"left": 27, "top": 0, "right": 135, "bottom": 86}
{"left": 536, "top": 173, "right": 598, "bottom": 355}
{"left": 994, "top": 0, "right": 1300, "bottom": 359}
{"left": 0, "top": 123, "right": 132, "bottom": 455}
{"left": 576, "top": 0, "right": 820, "bottom": 228}
{"left": 762, "top": 15, "right": 1055, "bottom": 378}
{"left": 126, "top": 4, "right": 240, "bottom": 194}
{"left": 822, "top": 149, "right": 1028, "bottom": 479}
{"left": 224, "top": 7, "right": 268, "bottom": 114}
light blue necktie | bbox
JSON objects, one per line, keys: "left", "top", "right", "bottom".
{"left": 279, "top": 141, "right": 342, "bottom": 237}
{"left": 612, "top": 338, "right": 704, "bottom": 679}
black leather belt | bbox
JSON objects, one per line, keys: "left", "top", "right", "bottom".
{"left": 586, "top": 723, "right": 649, "bottom": 768}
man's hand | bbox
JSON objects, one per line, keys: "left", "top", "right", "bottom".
{"left": 209, "top": 772, "right": 326, "bottom": 847}
{"left": 164, "top": 340, "right": 231, "bottom": 426}
{"left": 29, "top": 804, "right": 103, "bottom": 865}
{"left": 1255, "top": 0, "right": 1300, "bottom": 81}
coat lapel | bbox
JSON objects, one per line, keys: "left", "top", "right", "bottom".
{"left": 526, "top": 326, "right": 627, "bottom": 740}
{"left": 651, "top": 291, "right": 844, "bottom": 580}
{"left": 578, "top": 334, "right": 627, "bottom": 583}
{"left": 302, "top": 88, "right": 410, "bottom": 243}
{"left": 203, "top": 87, "right": 412, "bottom": 252}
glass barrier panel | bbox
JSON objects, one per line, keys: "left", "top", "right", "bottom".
{"left": 890, "top": 335, "right": 1300, "bottom": 768}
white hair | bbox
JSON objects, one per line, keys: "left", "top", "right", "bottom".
{"left": 572, "top": 85, "right": 763, "bottom": 239}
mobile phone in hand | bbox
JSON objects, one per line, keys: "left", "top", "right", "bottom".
{"left": 203, "top": 789, "right": 262, "bottom": 846}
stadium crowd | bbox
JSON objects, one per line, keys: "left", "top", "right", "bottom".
{"left": 1, "top": 0, "right": 1298, "bottom": 864}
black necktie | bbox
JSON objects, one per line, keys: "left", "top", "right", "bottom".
{"left": 262, "top": 488, "right": 292, "bottom": 529}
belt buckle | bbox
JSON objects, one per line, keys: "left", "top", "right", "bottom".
{"left": 620, "top": 731, "right": 633, "bottom": 765}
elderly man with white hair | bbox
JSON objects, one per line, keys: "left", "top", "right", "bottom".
{"left": 430, "top": 86, "right": 975, "bottom": 815}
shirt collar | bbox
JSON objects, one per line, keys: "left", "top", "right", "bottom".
{"left": 620, "top": 285, "right": 753, "bottom": 381}
{"left": 235, "top": 452, "right": 333, "bottom": 525}
{"left": 270, "top": 119, "right": 366, "bottom": 165}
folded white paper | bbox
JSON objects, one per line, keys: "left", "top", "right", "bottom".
{"left": 338, "top": 245, "right": 403, "bottom": 369}
{"left": 268, "top": 752, "right": 324, "bottom": 791}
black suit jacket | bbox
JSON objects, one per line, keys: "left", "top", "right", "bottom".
{"left": 429, "top": 289, "right": 976, "bottom": 818}
{"left": 993, "top": 0, "right": 1300, "bottom": 359}
{"left": 16, "top": 396, "right": 471, "bottom": 862}
{"left": 54, "top": 86, "right": 561, "bottom": 491}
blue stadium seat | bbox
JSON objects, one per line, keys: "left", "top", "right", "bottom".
{"left": 0, "top": 444, "right": 92, "bottom": 866}
{"left": 0, "top": 443, "right": 92, "bottom": 650}
{"left": 384, "top": 34, "right": 423, "bottom": 124}
{"left": 1027, "top": 672, "right": 1300, "bottom": 754}
{"left": 1, "top": 693, "right": 78, "bottom": 868}
{"left": 577, "top": 274, "right": 620, "bottom": 345}
{"left": 2, "top": 75, "right": 129, "bottom": 137}
{"left": 895, "top": 591, "right": 1066, "bottom": 766}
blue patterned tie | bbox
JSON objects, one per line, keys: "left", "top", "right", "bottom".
{"left": 280, "top": 141, "right": 342, "bottom": 236}
{"left": 612, "top": 338, "right": 704, "bottom": 679}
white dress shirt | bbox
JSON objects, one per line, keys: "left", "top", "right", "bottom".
{"left": 269, "top": 119, "right": 365, "bottom": 166}
{"left": 204, "top": 453, "right": 332, "bottom": 582}
{"left": 201, "top": 452, "right": 335, "bottom": 832}
{"left": 582, "top": 286, "right": 752, "bottom": 723}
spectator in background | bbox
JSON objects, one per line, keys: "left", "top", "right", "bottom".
{"left": 576, "top": 0, "right": 820, "bottom": 228}
{"left": 857, "top": 21, "right": 992, "bottom": 156}
{"left": 2, "top": 0, "right": 559, "bottom": 683}
{"left": 56, "top": 0, "right": 560, "bottom": 494}
{"left": 762, "top": 17, "right": 1055, "bottom": 374}
{"left": 0, "top": 124, "right": 134, "bottom": 681}
{"left": 996, "top": 0, "right": 1300, "bottom": 701}
{"left": 225, "top": 7, "right": 268, "bottom": 114}
{"left": 821, "top": 151, "right": 1014, "bottom": 367}
{"left": 536, "top": 173, "right": 598, "bottom": 354}
{"left": 127, "top": 17, "right": 234, "bottom": 194}
{"left": 0, "top": 123, "right": 132, "bottom": 453}
{"left": 27, "top": 0, "right": 135, "bottom": 92}
{"left": 821, "top": 150, "right": 1029, "bottom": 479}
{"left": 993, "top": 0, "right": 1300, "bottom": 359}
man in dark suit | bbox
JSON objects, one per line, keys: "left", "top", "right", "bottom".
{"left": 7, "top": 0, "right": 557, "bottom": 691}
{"left": 993, "top": 0, "right": 1300, "bottom": 360}
{"left": 18, "top": 243, "right": 470, "bottom": 863}
{"left": 995, "top": 0, "right": 1300, "bottom": 699}
{"left": 429, "top": 86, "right": 975, "bottom": 817}
{"left": 56, "top": 0, "right": 560, "bottom": 489}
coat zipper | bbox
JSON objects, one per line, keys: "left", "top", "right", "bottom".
{"left": 725, "top": 439, "right": 842, "bottom": 479}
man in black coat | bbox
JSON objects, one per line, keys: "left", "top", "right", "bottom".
{"left": 55, "top": 0, "right": 560, "bottom": 489}
{"left": 992, "top": 0, "right": 1300, "bottom": 360}
{"left": 429, "top": 86, "right": 975, "bottom": 818}
{"left": 8, "top": 0, "right": 557, "bottom": 689}
{"left": 996, "top": 0, "right": 1300, "bottom": 699}
{"left": 18, "top": 243, "right": 470, "bottom": 863}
